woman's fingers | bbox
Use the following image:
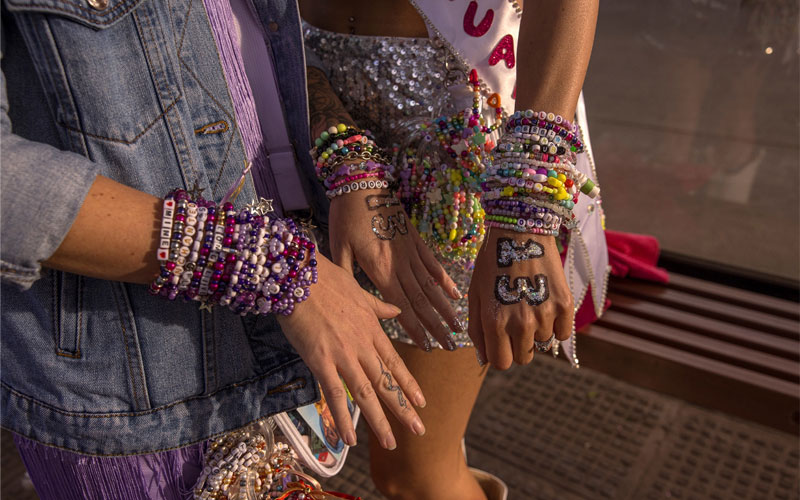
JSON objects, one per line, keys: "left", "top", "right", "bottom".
{"left": 483, "top": 303, "right": 513, "bottom": 370}
{"left": 415, "top": 234, "right": 461, "bottom": 300}
{"left": 468, "top": 290, "right": 487, "bottom": 366}
{"left": 337, "top": 360, "right": 397, "bottom": 450}
{"left": 381, "top": 285, "right": 431, "bottom": 351}
{"left": 409, "top": 254, "right": 462, "bottom": 333}
{"left": 507, "top": 312, "right": 535, "bottom": 365}
{"left": 314, "top": 365, "right": 358, "bottom": 446}
{"left": 360, "top": 288, "right": 401, "bottom": 319}
{"left": 337, "top": 351, "right": 427, "bottom": 450}
{"left": 554, "top": 300, "right": 574, "bottom": 341}
{"left": 372, "top": 333, "right": 427, "bottom": 409}
{"left": 397, "top": 269, "right": 456, "bottom": 350}
{"left": 366, "top": 354, "right": 425, "bottom": 438}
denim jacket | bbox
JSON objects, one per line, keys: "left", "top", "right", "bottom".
{"left": 1, "top": 0, "right": 327, "bottom": 455}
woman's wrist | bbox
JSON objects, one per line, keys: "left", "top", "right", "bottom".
{"left": 310, "top": 124, "right": 397, "bottom": 200}
{"left": 479, "top": 108, "right": 600, "bottom": 238}
{"left": 149, "top": 189, "right": 318, "bottom": 316}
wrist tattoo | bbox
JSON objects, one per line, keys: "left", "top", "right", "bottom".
{"left": 379, "top": 358, "right": 407, "bottom": 408}
{"left": 307, "top": 67, "right": 356, "bottom": 138}
{"left": 365, "top": 194, "right": 401, "bottom": 211}
{"left": 497, "top": 238, "right": 544, "bottom": 267}
{"left": 494, "top": 274, "right": 549, "bottom": 306}
{"left": 371, "top": 211, "right": 408, "bottom": 240}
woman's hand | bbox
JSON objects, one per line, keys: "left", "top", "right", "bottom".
{"left": 278, "top": 254, "right": 427, "bottom": 450}
{"left": 328, "top": 190, "right": 462, "bottom": 351}
{"left": 467, "top": 229, "right": 574, "bottom": 369}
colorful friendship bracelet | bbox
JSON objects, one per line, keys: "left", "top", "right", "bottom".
{"left": 150, "top": 190, "right": 317, "bottom": 316}
{"left": 310, "top": 124, "right": 397, "bottom": 201}
{"left": 311, "top": 124, "right": 391, "bottom": 183}
{"left": 393, "top": 69, "right": 503, "bottom": 265}
{"left": 480, "top": 107, "right": 599, "bottom": 237}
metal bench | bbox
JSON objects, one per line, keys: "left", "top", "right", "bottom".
{"left": 578, "top": 273, "right": 800, "bottom": 435}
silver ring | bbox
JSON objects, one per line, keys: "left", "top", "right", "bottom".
{"left": 534, "top": 334, "right": 556, "bottom": 352}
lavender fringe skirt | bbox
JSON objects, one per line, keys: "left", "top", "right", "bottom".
{"left": 13, "top": 434, "right": 207, "bottom": 500}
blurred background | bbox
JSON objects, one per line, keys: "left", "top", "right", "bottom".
{"left": 587, "top": 0, "right": 798, "bottom": 284}
{"left": 2, "top": 1, "right": 798, "bottom": 499}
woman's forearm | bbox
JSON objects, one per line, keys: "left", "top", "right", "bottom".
{"left": 43, "top": 175, "right": 162, "bottom": 284}
{"left": 514, "top": 0, "right": 599, "bottom": 118}
{"left": 307, "top": 66, "right": 357, "bottom": 138}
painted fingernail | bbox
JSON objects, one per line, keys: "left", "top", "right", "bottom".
{"left": 414, "top": 391, "right": 427, "bottom": 408}
{"left": 454, "top": 318, "right": 466, "bottom": 333}
{"left": 422, "top": 338, "right": 432, "bottom": 352}
{"left": 345, "top": 430, "right": 357, "bottom": 447}
{"left": 445, "top": 336, "right": 457, "bottom": 351}
{"left": 452, "top": 287, "right": 463, "bottom": 299}
{"left": 384, "top": 433, "right": 397, "bottom": 450}
{"left": 476, "top": 350, "right": 487, "bottom": 367}
{"left": 411, "top": 417, "right": 426, "bottom": 436}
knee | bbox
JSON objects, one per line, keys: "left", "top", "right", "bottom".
{"left": 372, "top": 461, "right": 440, "bottom": 500}
{"left": 372, "top": 462, "right": 475, "bottom": 500}
{"left": 372, "top": 464, "right": 486, "bottom": 500}
{"left": 371, "top": 465, "right": 413, "bottom": 500}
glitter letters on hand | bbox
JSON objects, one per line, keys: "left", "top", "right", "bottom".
{"left": 365, "top": 194, "right": 401, "bottom": 211}
{"left": 494, "top": 274, "right": 549, "bottom": 306}
{"left": 496, "top": 237, "right": 544, "bottom": 267}
{"left": 372, "top": 211, "right": 409, "bottom": 240}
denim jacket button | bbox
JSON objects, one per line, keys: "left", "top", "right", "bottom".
{"left": 268, "top": 22, "right": 279, "bottom": 32}
{"left": 87, "top": 0, "right": 109, "bottom": 10}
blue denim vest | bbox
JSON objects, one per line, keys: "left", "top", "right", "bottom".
{"left": 0, "top": 0, "right": 327, "bottom": 455}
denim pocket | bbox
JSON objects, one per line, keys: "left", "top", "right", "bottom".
{"left": 7, "top": 0, "right": 180, "bottom": 144}
{"left": 53, "top": 270, "right": 83, "bottom": 358}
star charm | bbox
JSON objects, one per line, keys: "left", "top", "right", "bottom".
{"left": 298, "top": 218, "right": 318, "bottom": 240}
{"left": 198, "top": 302, "right": 214, "bottom": 313}
{"left": 246, "top": 197, "right": 274, "bottom": 216}
{"left": 450, "top": 140, "right": 469, "bottom": 155}
{"left": 188, "top": 180, "right": 205, "bottom": 200}
{"left": 426, "top": 188, "right": 443, "bottom": 204}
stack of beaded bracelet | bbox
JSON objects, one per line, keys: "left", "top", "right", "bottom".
{"left": 310, "top": 123, "right": 395, "bottom": 199}
{"left": 503, "top": 109, "right": 584, "bottom": 155}
{"left": 151, "top": 189, "right": 317, "bottom": 316}
{"left": 194, "top": 419, "right": 301, "bottom": 499}
{"left": 394, "top": 69, "right": 502, "bottom": 266}
{"left": 480, "top": 109, "right": 599, "bottom": 236}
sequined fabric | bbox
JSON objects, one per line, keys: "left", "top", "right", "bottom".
{"left": 304, "top": 23, "right": 476, "bottom": 348}
{"left": 303, "top": 23, "right": 473, "bottom": 146}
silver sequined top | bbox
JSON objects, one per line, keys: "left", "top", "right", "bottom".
{"left": 303, "top": 23, "right": 473, "bottom": 146}
{"left": 304, "top": 23, "right": 476, "bottom": 348}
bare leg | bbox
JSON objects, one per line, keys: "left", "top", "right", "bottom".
{"left": 369, "top": 341, "right": 489, "bottom": 500}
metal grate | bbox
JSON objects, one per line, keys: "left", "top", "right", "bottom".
{"left": 464, "top": 355, "right": 670, "bottom": 500}
{"left": 636, "top": 408, "right": 800, "bottom": 500}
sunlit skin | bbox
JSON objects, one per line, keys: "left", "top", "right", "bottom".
{"left": 301, "top": 1, "right": 597, "bottom": 499}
